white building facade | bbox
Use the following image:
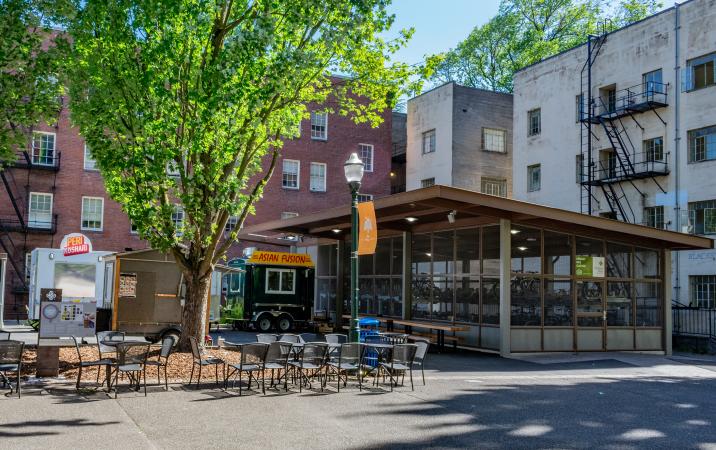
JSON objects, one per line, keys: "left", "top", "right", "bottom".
{"left": 513, "top": 0, "right": 716, "bottom": 308}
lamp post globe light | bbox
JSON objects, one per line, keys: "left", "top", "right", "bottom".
{"left": 344, "top": 152, "right": 364, "bottom": 342}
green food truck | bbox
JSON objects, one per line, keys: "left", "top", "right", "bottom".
{"left": 223, "top": 251, "right": 314, "bottom": 332}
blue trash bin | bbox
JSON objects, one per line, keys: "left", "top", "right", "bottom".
{"left": 358, "top": 318, "right": 380, "bottom": 367}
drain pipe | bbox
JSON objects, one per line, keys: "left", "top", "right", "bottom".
{"left": 673, "top": 2, "right": 682, "bottom": 304}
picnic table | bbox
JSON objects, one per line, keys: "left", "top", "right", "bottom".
{"left": 342, "top": 315, "right": 468, "bottom": 351}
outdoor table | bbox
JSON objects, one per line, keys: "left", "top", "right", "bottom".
{"left": 101, "top": 340, "right": 150, "bottom": 392}
{"left": 363, "top": 342, "right": 393, "bottom": 379}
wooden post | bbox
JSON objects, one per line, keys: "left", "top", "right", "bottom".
{"left": 36, "top": 345, "right": 60, "bottom": 377}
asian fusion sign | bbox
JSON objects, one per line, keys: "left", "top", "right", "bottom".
{"left": 247, "top": 251, "right": 314, "bottom": 267}
{"left": 60, "top": 233, "right": 93, "bottom": 257}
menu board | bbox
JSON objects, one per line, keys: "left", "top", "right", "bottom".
{"left": 39, "top": 300, "right": 97, "bottom": 338}
{"left": 119, "top": 273, "right": 137, "bottom": 298}
{"left": 575, "top": 255, "right": 605, "bottom": 277}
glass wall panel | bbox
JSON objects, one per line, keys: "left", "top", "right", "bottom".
{"left": 359, "top": 253, "right": 373, "bottom": 276}
{"left": 432, "top": 277, "right": 453, "bottom": 321}
{"left": 511, "top": 277, "right": 541, "bottom": 325}
{"left": 607, "top": 243, "right": 632, "bottom": 278}
{"left": 387, "top": 279, "right": 403, "bottom": 317}
{"left": 607, "top": 281, "right": 632, "bottom": 326}
{"left": 374, "top": 239, "right": 391, "bottom": 275}
{"left": 455, "top": 276, "right": 479, "bottom": 323}
{"left": 392, "top": 236, "right": 403, "bottom": 276}
{"left": 511, "top": 226, "right": 541, "bottom": 274}
{"left": 411, "top": 233, "right": 431, "bottom": 276}
{"left": 577, "top": 280, "right": 603, "bottom": 326}
{"left": 635, "top": 282, "right": 662, "bottom": 326}
{"left": 375, "top": 278, "right": 391, "bottom": 315}
{"left": 544, "top": 232, "right": 572, "bottom": 276}
{"left": 432, "top": 231, "right": 455, "bottom": 275}
{"left": 359, "top": 278, "right": 374, "bottom": 314}
{"left": 635, "top": 248, "right": 660, "bottom": 279}
{"left": 481, "top": 277, "right": 500, "bottom": 324}
{"left": 317, "top": 244, "right": 335, "bottom": 276}
{"left": 544, "top": 279, "right": 572, "bottom": 326}
{"left": 482, "top": 226, "right": 501, "bottom": 275}
{"left": 316, "top": 278, "right": 335, "bottom": 313}
{"left": 455, "top": 228, "right": 480, "bottom": 275}
{"left": 576, "top": 237, "right": 603, "bottom": 258}
{"left": 411, "top": 276, "right": 431, "bottom": 319}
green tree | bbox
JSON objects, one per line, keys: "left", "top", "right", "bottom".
{"left": 0, "top": 0, "right": 67, "bottom": 166}
{"left": 64, "top": 0, "right": 425, "bottom": 349}
{"left": 431, "top": 0, "right": 662, "bottom": 92}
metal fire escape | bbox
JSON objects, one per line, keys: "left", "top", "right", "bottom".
{"left": 579, "top": 29, "right": 670, "bottom": 223}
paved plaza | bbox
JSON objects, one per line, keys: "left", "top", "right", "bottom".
{"left": 2, "top": 343, "right": 716, "bottom": 450}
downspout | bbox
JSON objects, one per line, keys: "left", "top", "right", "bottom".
{"left": 673, "top": 2, "right": 682, "bottom": 304}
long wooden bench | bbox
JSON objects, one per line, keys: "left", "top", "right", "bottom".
{"left": 341, "top": 315, "right": 467, "bottom": 350}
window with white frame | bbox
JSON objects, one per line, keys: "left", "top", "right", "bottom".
{"left": 28, "top": 192, "right": 53, "bottom": 229}
{"left": 83, "top": 144, "right": 98, "bottom": 171}
{"left": 266, "top": 268, "right": 296, "bottom": 294}
{"left": 32, "top": 132, "right": 56, "bottom": 166}
{"left": 528, "top": 109, "right": 541, "bottom": 136}
{"left": 644, "top": 206, "right": 664, "bottom": 229}
{"left": 684, "top": 53, "right": 716, "bottom": 92}
{"left": 690, "top": 275, "right": 716, "bottom": 308}
{"left": 309, "top": 162, "right": 326, "bottom": 191}
{"left": 688, "top": 125, "right": 716, "bottom": 163}
{"left": 422, "top": 129, "right": 436, "bottom": 154}
{"left": 130, "top": 221, "right": 138, "bottom": 234}
{"left": 421, "top": 178, "right": 435, "bottom": 188}
{"left": 281, "top": 212, "right": 299, "bottom": 219}
{"left": 359, "top": 144, "right": 374, "bottom": 172}
{"left": 310, "top": 111, "right": 328, "bottom": 140}
{"left": 688, "top": 200, "right": 716, "bottom": 235}
{"left": 81, "top": 197, "right": 104, "bottom": 231}
{"left": 644, "top": 137, "right": 664, "bottom": 162}
{"left": 172, "top": 205, "right": 185, "bottom": 233}
{"left": 480, "top": 177, "right": 507, "bottom": 197}
{"left": 225, "top": 215, "right": 239, "bottom": 233}
{"left": 282, "top": 159, "right": 300, "bottom": 189}
{"left": 482, "top": 128, "right": 506, "bottom": 153}
{"left": 527, "top": 164, "right": 541, "bottom": 192}
{"left": 357, "top": 194, "right": 373, "bottom": 203}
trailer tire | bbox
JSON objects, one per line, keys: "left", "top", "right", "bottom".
{"left": 277, "top": 315, "right": 293, "bottom": 333}
{"left": 256, "top": 314, "right": 274, "bottom": 332}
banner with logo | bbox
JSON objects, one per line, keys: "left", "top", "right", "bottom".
{"left": 357, "top": 201, "right": 377, "bottom": 255}
{"left": 60, "top": 233, "right": 93, "bottom": 257}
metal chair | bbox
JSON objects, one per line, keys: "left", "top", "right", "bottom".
{"left": 327, "top": 343, "right": 364, "bottom": 392}
{"left": 256, "top": 334, "right": 278, "bottom": 343}
{"left": 71, "top": 336, "right": 113, "bottom": 390}
{"left": 324, "top": 334, "right": 348, "bottom": 345}
{"left": 412, "top": 339, "right": 430, "bottom": 385}
{"left": 299, "top": 333, "right": 324, "bottom": 343}
{"left": 277, "top": 334, "right": 302, "bottom": 343}
{"left": 113, "top": 342, "right": 150, "bottom": 398}
{"left": 0, "top": 331, "right": 10, "bottom": 340}
{"left": 0, "top": 340, "right": 24, "bottom": 397}
{"left": 264, "top": 341, "right": 293, "bottom": 391}
{"left": 225, "top": 343, "right": 269, "bottom": 395}
{"left": 288, "top": 343, "right": 328, "bottom": 392}
{"left": 144, "top": 335, "right": 177, "bottom": 390}
{"left": 188, "top": 336, "right": 225, "bottom": 388}
{"left": 96, "top": 331, "right": 125, "bottom": 384}
{"left": 378, "top": 343, "right": 418, "bottom": 391}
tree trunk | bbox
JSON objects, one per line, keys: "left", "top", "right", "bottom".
{"left": 178, "top": 273, "right": 212, "bottom": 352}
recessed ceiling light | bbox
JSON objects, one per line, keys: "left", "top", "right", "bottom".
{"left": 426, "top": 252, "right": 432, "bottom": 257}
{"left": 526, "top": 237, "right": 537, "bottom": 242}
{"left": 510, "top": 229, "right": 521, "bottom": 235}
{"left": 518, "top": 246, "right": 528, "bottom": 251}
{"left": 331, "top": 229, "right": 341, "bottom": 234}
{"left": 406, "top": 217, "right": 418, "bottom": 223}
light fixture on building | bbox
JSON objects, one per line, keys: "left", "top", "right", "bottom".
{"left": 48, "top": 253, "right": 54, "bottom": 260}
{"left": 426, "top": 252, "right": 432, "bottom": 257}
{"left": 405, "top": 217, "right": 418, "bottom": 223}
{"left": 526, "top": 237, "right": 537, "bottom": 242}
{"left": 447, "top": 210, "right": 457, "bottom": 224}
{"left": 390, "top": 172, "right": 396, "bottom": 177}
{"left": 517, "top": 246, "right": 528, "bottom": 251}
{"left": 331, "top": 229, "right": 341, "bottom": 234}
{"left": 510, "top": 229, "right": 521, "bottom": 235}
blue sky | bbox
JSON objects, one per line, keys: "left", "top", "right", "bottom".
{"left": 385, "top": 0, "right": 679, "bottom": 66}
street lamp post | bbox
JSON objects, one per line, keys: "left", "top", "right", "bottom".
{"left": 344, "top": 153, "right": 365, "bottom": 343}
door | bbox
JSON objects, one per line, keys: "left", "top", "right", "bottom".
{"left": 575, "top": 280, "right": 605, "bottom": 350}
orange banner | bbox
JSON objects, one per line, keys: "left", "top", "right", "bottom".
{"left": 357, "top": 201, "right": 377, "bottom": 255}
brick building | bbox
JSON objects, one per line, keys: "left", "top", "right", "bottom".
{"left": 1, "top": 96, "right": 392, "bottom": 321}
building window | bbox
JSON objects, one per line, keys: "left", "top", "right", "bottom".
{"left": 281, "top": 212, "right": 299, "bottom": 220}
{"left": 282, "top": 159, "right": 300, "bottom": 189}
{"left": 357, "top": 194, "right": 373, "bottom": 203}
{"left": 421, "top": 178, "right": 435, "bottom": 188}
{"left": 527, "top": 164, "right": 541, "bottom": 192}
{"left": 601, "top": 87, "right": 617, "bottom": 113}
{"left": 28, "top": 192, "right": 53, "bottom": 229}
{"left": 31, "top": 132, "right": 56, "bottom": 166}
{"left": 422, "top": 129, "right": 436, "bottom": 154}
{"left": 688, "top": 200, "right": 716, "bottom": 235}
{"left": 25, "top": 253, "right": 32, "bottom": 282}
{"left": 130, "top": 221, "right": 138, "bottom": 234}
{"left": 643, "top": 69, "right": 664, "bottom": 95}
{"left": 172, "top": 205, "right": 185, "bottom": 232}
{"left": 310, "top": 111, "right": 327, "bottom": 140}
{"left": 528, "top": 109, "right": 541, "bottom": 136}
{"left": 266, "top": 268, "right": 296, "bottom": 294}
{"left": 481, "top": 177, "right": 507, "bottom": 197}
{"left": 690, "top": 275, "right": 716, "bottom": 308}
{"left": 643, "top": 206, "right": 664, "bottom": 229}
{"left": 600, "top": 150, "right": 617, "bottom": 179}
{"left": 225, "top": 215, "right": 238, "bottom": 233}
{"left": 482, "top": 128, "right": 506, "bottom": 153}
{"left": 688, "top": 126, "right": 716, "bottom": 162}
{"left": 309, "top": 162, "right": 326, "bottom": 192}
{"left": 359, "top": 144, "right": 374, "bottom": 172}
{"left": 81, "top": 197, "right": 104, "bottom": 231}
{"left": 687, "top": 53, "right": 715, "bottom": 91}
{"left": 575, "top": 94, "right": 584, "bottom": 122}
{"left": 576, "top": 154, "right": 584, "bottom": 183}
{"left": 83, "top": 144, "right": 98, "bottom": 171}
{"left": 644, "top": 137, "right": 664, "bottom": 162}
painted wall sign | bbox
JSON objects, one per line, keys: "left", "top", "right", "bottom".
{"left": 60, "top": 233, "right": 93, "bottom": 257}
{"left": 575, "top": 255, "right": 605, "bottom": 277}
{"left": 247, "top": 251, "right": 314, "bottom": 267}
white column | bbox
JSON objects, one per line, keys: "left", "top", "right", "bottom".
{"left": 499, "top": 218, "right": 511, "bottom": 357}
{"left": 664, "top": 249, "right": 673, "bottom": 356}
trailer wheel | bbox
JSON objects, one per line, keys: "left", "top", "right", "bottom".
{"left": 277, "top": 315, "right": 293, "bottom": 333}
{"left": 256, "top": 315, "right": 274, "bottom": 332}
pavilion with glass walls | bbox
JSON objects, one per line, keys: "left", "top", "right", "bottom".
{"left": 240, "top": 185, "right": 712, "bottom": 355}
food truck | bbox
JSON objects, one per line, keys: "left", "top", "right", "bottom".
{"left": 230, "top": 251, "right": 314, "bottom": 333}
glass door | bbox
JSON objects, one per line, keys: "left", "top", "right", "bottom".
{"left": 576, "top": 280, "right": 605, "bottom": 350}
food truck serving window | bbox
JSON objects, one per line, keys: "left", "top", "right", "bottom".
{"left": 266, "top": 268, "right": 295, "bottom": 294}
{"left": 54, "top": 263, "right": 96, "bottom": 298}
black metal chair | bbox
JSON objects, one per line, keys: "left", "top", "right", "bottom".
{"left": 188, "top": 336, "right": 225, "bottom": 388}
{"left": 0, "top": 340, "right": 24, "bottom": 397}
{"left": 288, "top": 342, "right": 328, "bottom": 392}
{"left": 256, "top": 334, "right": 278, "bottom": 344}
{"left": 96, "top": 331, "right": 125, "bottom": 384}
{"left": 264, "top": 341, "right": 293, "bottom": 391}
{"left": 378, "top": 343, "right": 418, "bottom": 391}
{"left": 71, "top": 336, "right": 113, "bottom": 390}
{"left": 412, "top": 339, "right": 430, "bottom": 385}
{"left": 0, "top": 331, "right": 10, "bottom": 340}
{"left": 225, "top": 343, "right": 269, "bottom": 395}
{"left": 113, "top": 342, "right": 150, "bottom": 398}
{"left": 327, "top": 343, "right": 364, "bottom": 392}
{"left": 144, "top": 335, "right": 177, "bottom": 390}
{"left": 325, "top": 334, "right": 348, "bottom": 345}
{"left": 277, "top": 334, "right": 302, "bottom": 343}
